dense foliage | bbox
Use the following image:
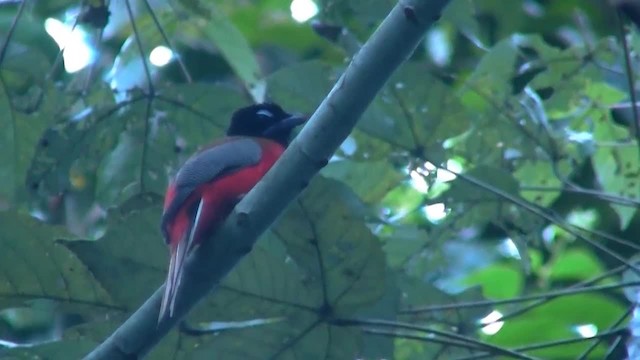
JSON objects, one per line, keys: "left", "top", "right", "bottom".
{"left": 1, "top": 0, "right": 639, "bottom": 359}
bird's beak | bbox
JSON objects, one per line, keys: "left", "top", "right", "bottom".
{"left": 263, "top": 114, "right": 306, "bottom": 137}
{"left": 280, "top": 114, "right": 307, "bottom": 128}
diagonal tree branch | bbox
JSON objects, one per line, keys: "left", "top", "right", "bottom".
{"left": 84, "top": 0, "right": 451, "bottom": 358}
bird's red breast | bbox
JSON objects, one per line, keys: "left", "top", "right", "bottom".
{"left": 162, "top": 137, "right": 285, "bottom": 251}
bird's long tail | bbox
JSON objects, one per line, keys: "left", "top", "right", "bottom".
{"left": 158, "top": 199, "right": 205, "bottom": 323}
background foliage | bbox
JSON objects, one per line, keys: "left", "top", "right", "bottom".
{"left": 1, "top": 0, "right": 640, "bottom": 358}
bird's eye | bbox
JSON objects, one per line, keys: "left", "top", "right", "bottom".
{"left": 256, "top": 109, "right": 274, "bottom": 118}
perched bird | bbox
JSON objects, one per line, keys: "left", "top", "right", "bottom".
{"left": 159, "top": 103, "right": 305, "bottom": 320}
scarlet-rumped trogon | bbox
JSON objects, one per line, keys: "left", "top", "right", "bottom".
{"left": 159, "top": 103, "right": 305, "bottom": 320}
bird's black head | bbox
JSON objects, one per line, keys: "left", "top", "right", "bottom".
{"left": 226, "top": 103, "right": 305, "bottom": 146}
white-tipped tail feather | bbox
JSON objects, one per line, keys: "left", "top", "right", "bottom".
{"left": 158, "top": 199, "right": 205, "bottom": 322}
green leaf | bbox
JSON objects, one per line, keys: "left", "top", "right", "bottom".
{"left": 322, "top": 159, "right": 403, "bottom": 204}
{"left": 273, "top": 177, "right": 387, "bottom": 312}
{"left": 588, "top": 83, "right": 639, "bottom": 229}
{"left": 362, "top": 63, "right": 470, "bottom": 151}
{"left": 548, "top": 248, "right": 605, "bottom": 282}
{"left": 462, "top": 263, "right": 524, "bottom": 299}
{"left": 197, "top": 5, "right": 266, "bottom": 102}
{"left": 382, "top": 226, "right": 427, "bottom": 269}
{"left": 401, "top": 274, "right": 486, "bottom": 323}
{"left": 488, "top": 293, "right": 625, "bottom": 358}
{"left": 488, "top": 317, "right": 607, "bottom": 359}
{"left": 61, "top": 203, "right": 167, "bottom": 309}
{"left": 0, "top": 44, "right": 63, "bottom": 206}
{"left": 355, "top": 269, "right": 398, "bottom": 359}
{"left": 442, "top": 0, "right": 482, "bottom": 45}
{"left": 591, "top": 116, "right": 640, "bottom": 229}
{"left": 514, "top": 159, "right": 569, "bottom": 207}
{"left": 183, "top": 235, "right": 362, "bottom": 360}
{"left": 591, "top": 136, "right": 639, "bottom": 229}
{"left": 436, "top": 166, "right": 520, "bottom": 203}
{"left": 460, "top": 37, "right": 519, "bottom": 108}
{"left": 0, "top": 211, "right": 113, "bottom": 311}
{"left": 268, "top": 60, "right": 339, "bottom": 115}
{"left": 381, "top": 184, "right": 425, "bottom": 223}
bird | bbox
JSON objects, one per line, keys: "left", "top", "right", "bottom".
{"left": 158, "top": 102, "right": 305, "bottom": 321}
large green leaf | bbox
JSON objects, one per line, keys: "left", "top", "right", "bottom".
{"left": 514, "top": 159, "right": 569, "bottom": 207}
{"left": 61, "top": 200, "right": 166, "bottom": 308}
{"left": 588, "top": 83, "right": 638, "bottom": 229}
{"left": 548, "top": 248, "right": 606, "bottom": 282}
{"left": 488, "top": 293, "right": 626, "bottom": 358}
{"left": 462, "top": 263, "right": 524, "bottom": 299}
{"left": 273, "top": 177, "right": 387, "bottom": 313}
{"left": 0, "top": 40, "right": 64, "bottom": 207}
{"left": 0, "top": 211, "right": 113, "bottom": 311}
{"left": 170, "top": 1, "right": 265, "bottom": 101}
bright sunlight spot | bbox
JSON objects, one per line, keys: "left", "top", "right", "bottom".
{"left": 340, "top": 136, "right": 357, "bottom": 156}
{"left": 498, "top": 238, "right": 521, "bottom": 259}
{"left": 149, "top": 46, "right": 174, "bottom": 67}
{"left": 290, "top": 0, "right": 319, "bottom": 23}
{"left": 410, "top": 169, "right": 429, "bottom": 193}
{"left": 542, "top": 225, "right": 556, "bottom": 245}
{"left": 44, "top": 18, "right": 94, "bottom": 73}
{"left": 0, "top": 339, "right": 18, "bottom": 348}
{"left": 439, "top": 159, "right": 462, "bottom": 182}
{"left": 427, "top": 27, "right": 451, "bottom": 66}
{"left": 480, "top": 310, "right": 505, "bottom": 335}
{"left": 424, "top": 203, "right": 447, "bottom": 222}
{"left": 410, "top": 159, "right": 462, "bottom": 194}
{"left": 574, "top": 324, "right": 598, "bottom": 338}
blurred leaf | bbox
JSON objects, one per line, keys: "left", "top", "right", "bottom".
{"left": 462, "top": 263, "right": 524, "bottom": 299}
{"left": 0, "top": 40, "right": 66, "bottom": 207}
{"left": 436, "top": 166, "right": 519, "bottom": 203}
{"left": 0, "top": 11, "right": 59, "bottom": 66}
{"left": 381, "top": 184, "right": 425, "bottom": 224}
{"left": 488, "top": 293, "right": 625, "bottom": 358}
{"left": 514, "top": 159, "right": 568, "bottom": 207}
{"left": 268, "top": 60, "right": 339, "bottom": 114}
{"left": 401, "top": 274, "right": 486, "bottom": 323}
{"left": 322, "top": 159, "right": 403, "bottom": 204}
{"left": 592, "top": 141, "right": 640, "bottom": 229}
{"left": 382, "top": 226, "right": 428, "bottom": 269}
{"left": 393, "top": 275, "right": 485, "bottom": 359}
{"left": 488, "top": 317, "right": 607, "bottom": 359}
{"left": 589, "top": 85, "right": 639, "bottom": 229}
{"left": 319, "top": 0, "right": 395, "bottom": 37}
{"left": 442, "top": 0, "right": 482, "bottom": 46}
{"left": 0, "top": 211, "right": 113, "bottom": 311}
{"left": 548, "top": 248, "right": 605, "bottom": 282}
{"left": 197, "top": 5, "right": 266, "bottom": 102}
{"left": 460, "top": 37, "right": 518, "bottom": 109}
